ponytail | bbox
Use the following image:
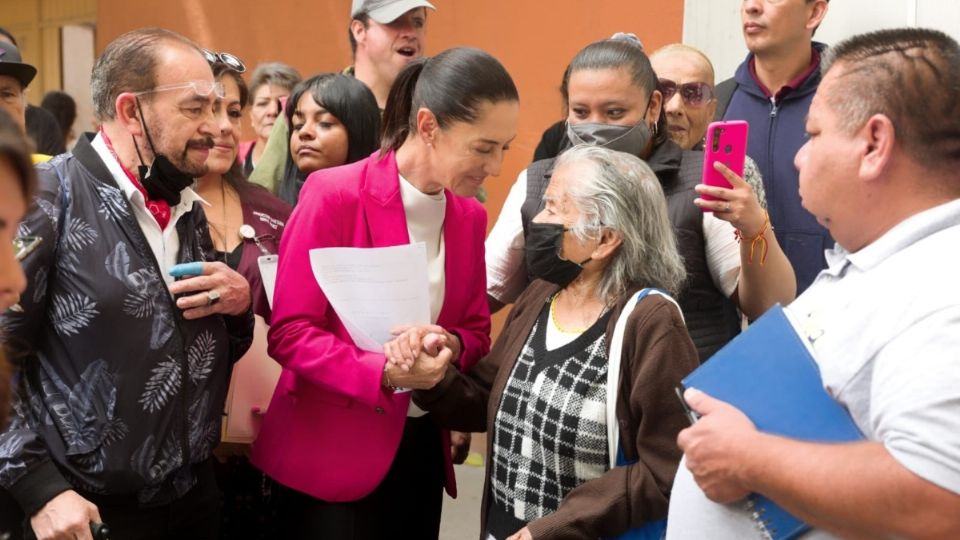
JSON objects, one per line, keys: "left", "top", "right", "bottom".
{"left": 380, "top": 58, "right": 428, "bottom": 154}
{"left": 379, "top": 48, "right": 518, "bottom": 156}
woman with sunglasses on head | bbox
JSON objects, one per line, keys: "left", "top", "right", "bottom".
{"left": 196, "top": 53, "right": 290, "bottom": 321}
{"left": 487, "top": 36, "right": 796, "bottom": 362}
{"left": 195, "top": 54, "right": 292, "bottom": 540}
{"left": 252, "top": 47, "right": 518, "bottom": 539}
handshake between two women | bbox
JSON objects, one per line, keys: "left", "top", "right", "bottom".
{"left": 381, "top": 325, "right": 462, "bottom": 390}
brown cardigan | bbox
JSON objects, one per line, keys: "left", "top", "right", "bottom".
{"left": 414, "top": 280, "right": 700, "bottom": 539}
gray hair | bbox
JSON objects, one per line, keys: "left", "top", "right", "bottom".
{"left": 556, "top": 144, "right": 686, "bottom": 301}
{"left": 247, "top": 62, "right": 302, "bottom": 106}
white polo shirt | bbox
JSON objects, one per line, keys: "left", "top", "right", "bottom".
{"left": 667, "top": 198, "right": 960, "bottom": 539}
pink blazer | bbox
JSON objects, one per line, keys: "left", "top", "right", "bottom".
{"left": 251, "top": 150, "right": 491, "bottom": 502}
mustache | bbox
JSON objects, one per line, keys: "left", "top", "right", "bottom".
{"left": 187, "top": 137, "right": 215, "bottom": 150}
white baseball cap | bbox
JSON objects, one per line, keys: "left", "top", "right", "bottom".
{"left": 351, "top": 0, "right": 436, "bottom": 24}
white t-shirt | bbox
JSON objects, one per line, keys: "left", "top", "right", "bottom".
{"left": 485, "top": 169, "right": 740, "bottom": 305}
{"left": 666, "top": 198, "right": 960, "bottom": 539}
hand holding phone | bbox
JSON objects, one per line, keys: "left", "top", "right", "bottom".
{"left": 700, "top": 121, "right": 749, "bottom": 209}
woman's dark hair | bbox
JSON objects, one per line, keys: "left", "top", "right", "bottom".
{"left": 212, "top": 62, "right": 249, "bottom": 109}
{"left": 381, "top": 47, "right": 519, "bottom": 153}
{"left": 0, "top": 107, "right": 36, "bottom": 201}
{"left": 277, "top": 73, "right": 381, "bottom": 205}
{"left": 560, "top": 38, "right": 668, "bottom": 146}
{"left": 211, "top": 62, "right": 257, "bottom": 202}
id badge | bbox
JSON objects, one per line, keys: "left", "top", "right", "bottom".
{"left": 257, "top": 254, "right": 279, "bottom": 309}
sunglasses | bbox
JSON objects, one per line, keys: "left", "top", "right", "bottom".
{"left": 202, "top": 49, "right": 246, "bottom": 73}
{"left": 659, "top": 79, "right": 715, "bottom": 107}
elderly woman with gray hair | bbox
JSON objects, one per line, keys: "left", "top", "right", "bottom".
{"left": 398, "top": 145, "right": 699, "bottom": 540}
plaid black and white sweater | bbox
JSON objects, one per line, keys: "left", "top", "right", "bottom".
{"left": 486, "top": 304, "right": 613, "bottom": 538}
{"left": 415, "top": 280, "right": 700, "bottom": 540}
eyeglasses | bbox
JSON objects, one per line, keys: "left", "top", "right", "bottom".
{"left": 133, "top": 80, "right": 226, "bottom": 100}
{"left": 202, "top": 49, "right": 246, "bottom": 73}
{"left": 659, "top": 79, "right": 715, "bottom": 107}
{"left": 13, "top": 236, "right": 41, "bottom": 261}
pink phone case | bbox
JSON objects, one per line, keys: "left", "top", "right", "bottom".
{"left": 701, "top": 121, "right": 749, "bottom": 210}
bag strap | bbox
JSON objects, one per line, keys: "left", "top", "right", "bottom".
{"left": 606, "top": 288, "right": 684, "bottom": 468}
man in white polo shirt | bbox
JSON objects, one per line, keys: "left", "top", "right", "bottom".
{"left": 668, "top": 27, "right": 960, "bottom": 539}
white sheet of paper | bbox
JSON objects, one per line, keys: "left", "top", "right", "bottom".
{"left": 257, "top": 255, "right": 279, "bottom": 309}
{"left": 309, "top": 243, "right": 430, "bottom": 353}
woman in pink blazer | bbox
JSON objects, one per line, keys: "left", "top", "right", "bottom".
{"left": 252, "top": 47, "right": 520, "bottom": 539}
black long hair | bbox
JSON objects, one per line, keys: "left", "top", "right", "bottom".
{"left": 278, "top": 73, "right": 381, "bottom": 205}
{"left": 380, "top": 47, "right": 519, "bottom": 153}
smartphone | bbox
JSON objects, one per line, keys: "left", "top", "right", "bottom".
{"left": 700, "top": 120, "right": 749, "bottom": 208}
{"left": 675, "top": 386, "right": 701, "bottom": 425}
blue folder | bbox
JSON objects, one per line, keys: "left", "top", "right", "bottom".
{"left": 681, "top": 305, "right": 864, "bottom": 540}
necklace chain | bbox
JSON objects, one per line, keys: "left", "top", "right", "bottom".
{"left": 209, "top": 180, "right": 238, "bottom": 261}
{"left": 550, "top": 293, "right": 589, "bottom": 334}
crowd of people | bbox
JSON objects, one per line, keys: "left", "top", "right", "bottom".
{"left": 0, "top": 0, "right": 958, "bottom": 539}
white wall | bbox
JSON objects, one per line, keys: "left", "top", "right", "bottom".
{"left": 682, "top": 0, "right": 960, "bottom": 82}
{"left": 60, "top": 24, "right": 96, "bottom": 146}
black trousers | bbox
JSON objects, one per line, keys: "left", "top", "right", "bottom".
{"left": 274, "top": 415, "right": 446, "bottom": 540}
{"left": 19, "top": 460, "right": 221, "bottom": 540}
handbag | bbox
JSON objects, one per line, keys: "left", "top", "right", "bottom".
{"left": 602, "top": 288, "right": 683, "bottom": 540}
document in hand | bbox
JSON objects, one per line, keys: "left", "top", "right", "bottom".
{"left": 679, "top": 304, "right": 864, "bottom": 540}
{"left": 309, "top": 243, "right": 431, "bottom": 352}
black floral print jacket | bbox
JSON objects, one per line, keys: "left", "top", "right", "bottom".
{"left": 0, "top": 136, "right": 253, "bottom": 516}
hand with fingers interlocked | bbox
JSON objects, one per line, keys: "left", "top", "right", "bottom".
{"left": 383, "top": 324, "right": 462, "bottom": 371}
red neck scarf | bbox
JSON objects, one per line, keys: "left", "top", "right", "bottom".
{"left": 100, "top": 128, "right": 172, "bottom": 229}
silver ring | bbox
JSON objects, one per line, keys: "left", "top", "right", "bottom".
{"left": 206, "top": 290, "right": 221, "bottom": 306}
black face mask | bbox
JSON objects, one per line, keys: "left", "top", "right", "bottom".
{"left": 525, "top": 222, "right": 592, "bottom": 288}
{"left": 132, "top": 98, "right": 199, "bottom": 206}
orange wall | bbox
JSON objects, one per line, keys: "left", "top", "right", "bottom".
{"left": 97, "top": 0, "right": 684, "bottom": 328}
